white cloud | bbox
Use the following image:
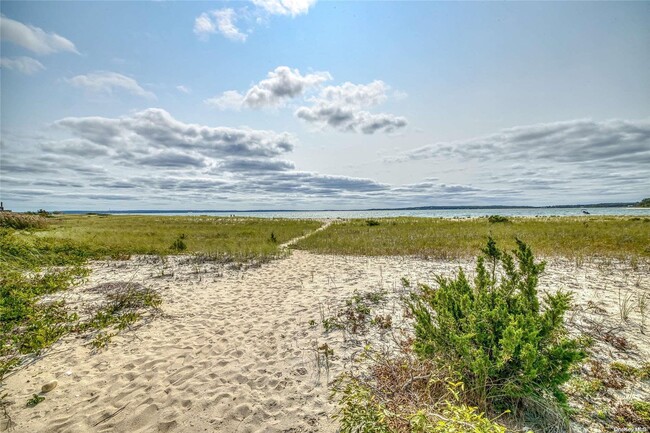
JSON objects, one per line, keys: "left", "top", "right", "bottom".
{"left": 205, "top": 90, "right": 245, "bottom": 110}
{"left": 206, "top": 66, "right": 331, "bottom": 110}
{"left": 194, "top": 9, "right": 247, "bottom": 42}
{"left": 193, "top": 13, "right": 217, "bottom": 38}
{"left": 67, "top": 71, "right": 157, "bottom": 99}
{"left": 0, "top": 56, "right": 44, "bottom": 75}
{"left": 54, "top": 108, "right": 295, "bottom": 159}
{"left": 295, "top": 80, "right": 408, "bottom": 134}
{"left": 176, "top": 85, "right": 191, "bottom": 94}
{"left": 391, "top": 118, "right": 650, "bottom": 164}
{"left": 194, "top": 0, "right": 317, "bottom": 42}
{"left": 243, "top": 66, "right": 331, "bottom": 108}
{"left": 251, "top": 0, "right": 317, "bottom": 17}
{"left": 0, "top": 15, "right": 78, "bottom": 55}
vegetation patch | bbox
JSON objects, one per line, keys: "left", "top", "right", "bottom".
{"left": 0, "top": 212, "right": 49, "bottom": 230}
{"left": 333, "top": 239, "right": 589, "bottom": 432}
{"left": 295, "top": 216, "right": 650, "bottom": 259}
{"left": 41, "top": 214, "right": 321, "bottom": 260}
{"left": 487, "top": 215, "right": 509, "bottom": 223}
{"left": 322, "top": 290, "right": 388, "bottom": 335}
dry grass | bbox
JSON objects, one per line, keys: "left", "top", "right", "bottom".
{"left": 0, "top": 212, "right": 48, "bottom": 230}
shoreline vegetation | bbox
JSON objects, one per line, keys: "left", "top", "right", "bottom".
{"left": 1, "top": 212, "right": 649, "bottom": 432}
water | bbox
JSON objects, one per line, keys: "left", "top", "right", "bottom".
{"left": 67, "top": 207, "right": 650, "bottom": 219}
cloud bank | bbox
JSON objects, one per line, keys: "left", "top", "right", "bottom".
{"left": 392, "top": 118, "right": 650, "bottom": 164}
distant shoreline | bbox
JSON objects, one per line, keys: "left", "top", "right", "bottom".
{"left": 56, "top": 203, "right": 646, "bottom": 214}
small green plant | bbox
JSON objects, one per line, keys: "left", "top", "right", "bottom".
{"left": 170, "top": 234, "right": 187, "bottom": 252}
{"left": 487, "top": 215, "right": 509, "bottom": 223}
{"left": 409, "top": 237, "right": 585, "bottom": 410}
{"left": 26, "top": 394, "right": 45, "bottom": 408}
{"left": 631, "top": 401, "right": 650, "bottom": 423}
{"left": 365, "top": 219, "right": 380, "bottom": 227}
{"left": 269, "top": 232, "right": 277, "bottom": 243}
{"left": 90, "top": 332, "right": 115, "bottom": 349}
{"left": 610, "top": 362, "right": 638, "bottom": 379}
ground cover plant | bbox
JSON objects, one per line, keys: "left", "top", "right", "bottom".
{"left": 41, "top": 214, "right": 322, "bottom": 259}
{"left": 295, "top": 216, "right": 650, "bottom": 259}
{"left": 333, "top": 238, "right": 589, "bottom": 432}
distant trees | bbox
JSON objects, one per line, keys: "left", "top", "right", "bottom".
{"left": 636, "top": 198, "right": 650, "bottom": 208}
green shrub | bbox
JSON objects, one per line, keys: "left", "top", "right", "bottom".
{"left": 170, "top": 234, "right": 187, "bottom": 251}
{"left": 487, "top": 215, "right": 509, "bottom": 223}
{"left": 409, "top": 237, "right": 585, "bottom": 409}
{"left": 365, "top": 219, "right": 380, "bottom": 226}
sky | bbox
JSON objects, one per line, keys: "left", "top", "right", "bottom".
{"left": 1, "top": 0, "right": 649, "bottom": 211}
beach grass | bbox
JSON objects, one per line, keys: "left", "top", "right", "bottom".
{"left": 294, "top": 216, "right": 650, "bottom": 259}
{"left": 37, "top": 214, "right": 323, "bottom": 260}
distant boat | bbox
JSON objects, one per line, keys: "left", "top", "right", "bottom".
{"left": 582, "top": 210, "right": 590, "bottom": 215}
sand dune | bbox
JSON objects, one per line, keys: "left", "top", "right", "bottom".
{"left": 3, "top": 247, "right": 648, "bottom": 432}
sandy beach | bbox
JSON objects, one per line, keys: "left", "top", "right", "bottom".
{"left": 2, "top": 236, "right": 649, "bottom": 433}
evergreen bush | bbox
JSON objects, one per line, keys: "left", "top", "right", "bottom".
{"left": 409, "top": 237, "right": 585, "bottom": 410}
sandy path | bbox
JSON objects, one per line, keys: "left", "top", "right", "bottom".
{"left": 3, "top": 240, "right": 649, "bottom": 432}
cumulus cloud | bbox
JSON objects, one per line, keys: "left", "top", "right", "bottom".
{"left": 295, "top": 80, "right": 407, "bottom": 134}
{"left": 392, "top": 118, "right": 650, "bottom": 164}
{"left": 67, "top": 71, "right": 157, "bottom": 99}
{"left": 54, "top": 108, "right": 295, "bottom": 159}
{"left": 0, "top": 56, "right": 44, "bottom": 74}
{"left": 0, "top": 15, "right": 78, "bottom": 55}
{"left": 206, "top": 66, "right": 331, "bottom": 110}
{"left": 194, "top": 9, "right": 247, "bottom": 42}
{"left": 243, "top": 66, "right": 331, "bottom": 108}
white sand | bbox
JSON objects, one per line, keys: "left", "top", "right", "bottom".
{"left": 3, "top": 247, "right": 648, "bottom": 432}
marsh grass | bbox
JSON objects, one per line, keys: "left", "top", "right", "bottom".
{"left": 41, "top": 214, "right": 322, "bottom": 259}
{"left": 0, "top": 212, "right": 49, "bottom": 230}
{"left": 295, "top": 216, "right": 650, "bottom": 259}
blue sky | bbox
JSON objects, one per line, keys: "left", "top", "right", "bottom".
{"left": 1, "top": 1, "right": 649, "bottom": 210}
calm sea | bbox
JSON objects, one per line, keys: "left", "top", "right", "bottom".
{"left": 69, "top": 208, "right": 650, "bottom": 219}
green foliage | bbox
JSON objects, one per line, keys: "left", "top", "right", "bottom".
{"left": 170, "top": 234, "right": 187, "bottom": 251}
{"left": 26, "top": 394, "right": 45, "bottom": 408}
{"left": 335, "top": 377, "right": 507, "bottom": 433}
{"left": 632, "top": 401, "right": 650, "bottom": 422}
{"left": 365, "top": 219, "right": 380, "bottom": 226}
{"left": 409, "top": 237, "right": 585, "bottom": 409}
{"left": 323, "top": 290, "right": 387, "bottom": 334}
{"left": 487, "top": 215, "right": 509, "bottom": 223}
{"left": 335, "top": 379, "right": 392, "bottom": 433}
{"left": 409, "top": 402, "right": 507, "bottom": 433}
{"left": 636, "top": 198, "right": 650, "bottom": 208}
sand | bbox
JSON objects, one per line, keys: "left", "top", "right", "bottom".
{"left": 2, "top": 241, "right": 649, "bottom": 432}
